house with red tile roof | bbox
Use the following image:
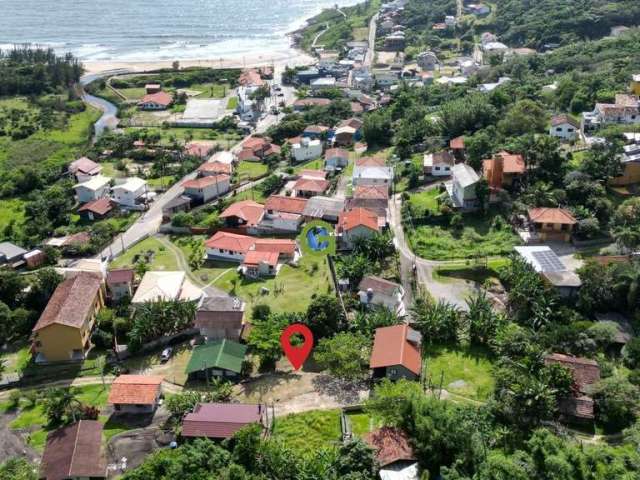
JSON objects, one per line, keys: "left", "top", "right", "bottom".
{"left": 260, "top": 195, "right": 308, "bottom": 233}
{"left": 242, "top": 250, "right": 280, "bottom": 278}
{"left": 182, "top": 403, "right": 265, "bottom": 439}
{"left": 182, "top": 175, "right": 231, "bottom": 203}
{"left": 364, "top": 427, "right": 418, "bottom": 475}
{"left": 353, "top": 185, "right": 389, "bottom": 200}
{"left": 185, "top": 141, "right": 216, "bottom": 158}
{"left": 219, "top": 200, "right": 265, "bottom": 232}
{"left": 293, "top": 177, "right": 330, "bottom": 199}
{"left": 78, "top": 197, "right": 114, "bottom": 221}
{"left": 355, "top": 156, "right": 386, "bottom": 167}
{"left": 337, "top": 207, "right": 380, "bottom": 249}
{"left": 205, "top": 231, "right": 256, "bottom": 261}
{"left": 325, "top": 148, "right": 349, "bottom": 171}
{"left": 239, "top": 69, "right": 264, "bottom": 87}
{"left": 40, "top": 420, "right": 106, "bottom": 480}
{"left": 483, "top": 151, "right": 526, "bottom": 193}
{"left": 138, "top": 91, "right": 173, "bottom": 110}
{"left": 528, "top": 207, "right": 577, "bottom": 242}
{"left": 550, "top": 114, "right": 579, "bottom": 140}
{"left": 253, "top": 239, "right": 298, "bottom": 261}
{"left": 370, "top": 324, "right": 422, "bottom": 380}
{"left": 108, "top": 375, "right": 164, "bottom": 414}
{"left": 544, "top": 353, "right": 600, "bottom": 424}
{"left": 106, "top": 268, "right": 135, "bottom": 301}
{"left": 197, "top": 161, "right": 233, "bottom": 177}
{"left": 293, "top": 97, "right": 332, "bottom": 110}
{"left": 31, "top": 272, "right": 104, "bottom": 363}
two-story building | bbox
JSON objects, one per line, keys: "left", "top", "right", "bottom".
{"left": 182, "top": 175, "right": 231, "bottom": 204}
{"left": 74, "top": 175, "right": 111, "bottom": 204}
{"left": 111, "top": 177, "right": 149, "bottom": 208}
{"left": 31, "top": 272, "right": 104, "bottom": 363}
{"left": 448, "top": 164, "right": 480, "bottom": 209}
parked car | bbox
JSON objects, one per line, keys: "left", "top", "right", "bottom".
{"left": 160, "top": 347, "right": 173, "bottom": 363}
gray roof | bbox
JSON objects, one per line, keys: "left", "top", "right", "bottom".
{"left": 452, "top": 164, "right": 479, "bottom": 187}
{"left": 198, "top": 296, "right": 245, "bottom": 313}
{"left": 0, "top": 242, "right": 27, "bottom": 262}
{"left": 353, "top": 165, "right": 394, "bottom": 181}
{"left": 542, "top": 271, "right": 582, "bottom": 288}
{"left": 514, "top": 246, "right": 566, "bottom": 273}
{"left": 303, "top": 196, "right": 345, "bottom": 219}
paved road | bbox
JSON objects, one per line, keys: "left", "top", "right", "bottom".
{"left": 80, "top": 70, "right": 129, "bottom": 138}
{"left": 364, "top": 13, "right": 379, "bottom": 67}
{"left": 388, "top": 191, "right": 474, "bottom": 310}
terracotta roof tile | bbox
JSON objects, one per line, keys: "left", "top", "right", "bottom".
{"left": 243, "top": 250, "right": 279, "bottom": 266}
{"left": 198, "top": 161, "right": 232, "bottom": 175}
{"left": 363, "top": 427, "right": 416, "bottom": 467}
{"left": 33, "top": 272, "right": 102, "bottom": 332}
{"left": 293, "top": 178, "right": 330, "bottom": 193}
{"left": 544, "top": 353, "right": 600, "bottom": 393}
{"left": 183, "top": 175, "right": 230, "bottom": 189}
{"left": 370, "top": 324, "right": 421, "bottom": 375}
{"left": 106, "top": 269, "right": 134, "bottom": 285}
{"left": 528, "top": 208, "right": 577, "bottom": 225}
{"left": 265, "top": 195, "right": 308, "bottom": 214}
{"left": 41, "top": 420, "right": 106, "bottom": 480}
{"left": 354, "top": 185, "right": 389, "bottom": 200}
{"left": 108, "top": 375, "right": 163, "bottom": 405}
{"left": 253, "top": 239, "right": 297, "bottom": 255}
{"left": 220, "top": 200, "right": 265, "bottom": 226}
{"left": 450, "top": 136, "right": 465, "bottom": 149}
{"left": 338, "top": 207, "right": 379, "bottom": 232}
{"left": 78, "top": 197, "right": 113, "bottom": 216}
{"left": 205, "top": 231, "right": 256, "bottom": 253}
{"left": 139, "top": 91, "right": 173, "bottom": 106}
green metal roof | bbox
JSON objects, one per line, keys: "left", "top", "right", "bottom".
{"left": 185, "top": 339, "right": 247, "bottom": 375}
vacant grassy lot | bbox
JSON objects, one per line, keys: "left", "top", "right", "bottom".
{"left": 8, "top": 384, "right": 112, "bottom": 451}
{"left": 293, "top": 158, "right": 324, "bottom": 172}
{"left": 423, "top": 345, "right": 495, "bottom": 401}
{"left": 237, "top": 161, "right": 269, "bottom": 180}
{"left": 110, "top": 236, "right": 179, "bottom": 271}
{"left": 408, "top": 212, "right": 520, "bottom": 260}
{"left": 273, "top": 409, "right": 342, "bottom": 451}
{"left": 434, "top": 258, "right": 510, "bottom": 285}
{"left": 171, "top": 235, "right": 237, "bottom": 285}
{"left": 213, "top": 254, "right": 332, "bottom": 318}
{"left": 124, "top": 127, "right": 242, "bottom": 146}
{"left": 408, "top": 188, "right": 443, "bottom": 215}
{"left": 187, "top": 83, "right": 229, "bottom": 98}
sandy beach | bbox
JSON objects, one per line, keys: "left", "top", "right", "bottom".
{"left": 82, "top": 48, "right": 316, "bottom": 75}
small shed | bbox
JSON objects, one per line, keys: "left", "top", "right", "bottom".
{"left": 185, "top": 339, "right": 247, "bottom": 381}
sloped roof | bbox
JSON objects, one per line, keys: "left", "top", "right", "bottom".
{"left": 253, "top": 238, "right": 297, "bottom": 255}
{"left": 339, "top": 207, "right": 379, "bottom": 232}
{"left": 108, "top": 375, "right": 163, "bottom": 405}
{"left": 452, "top": 163, "right": 479, "bottom": 188}
{"left": 185, "top": 339, "right": 247, "bottom": 375}
{"left": 293, "top": 178, "right": 330, "bottom": 193}
{"left": 220, "top": 200, "right": 265, "bottom": 226}
{"left": 356, "top": 156, "right": 386, "bottom": 167}
{"left": 69, "top": 157, "right": 101, "bottom": 175}
{"left": 41, "top": 420, "right": 105, "bottom": 480}
{"left": 364, "top": 427, "right": 416, "bottom": 468}
{"left": 0, "top": 241, "right": 27, "bottom": 260}
{"left": 340, "top": 117, "right": 364, "bottom": 130}
{"left": 139, "top": 91, "right": 173, "bottom": 106}
{"left": 185, "top": 141, "right": 216, "bottom": 157}
{"left": 33, "top": 272, "right": 102, "bottom": 332}
{"left": 370, "top": 324, "right": 422, "bottom": 375}
{"left": 325, "top": 148, "right": 349, "bottom": 160}
{"left": 551, "top": 114, "right": 579, "bottom": 128}
{"left": 243, "top": 250, "right": 279, "bottom": 267}
{"left": 544, "top": 353, "right": 600, "bottom": 393}
{"left": 182, "top": 175, "right": 230, "bottom": 189}
{"left": 494, "top": 151, "right": 526, "bottom": 174}
{"left": 303, "top": 196, "right": 345, "bottom": 219}
{"left": 78, "top": 197, "right": 113, "bottom": 216}
{"left": 424, "top": 150, "right": 454, "bottom": 167}
{"left": 299, "top": 169, "right": 327, "bottom": 180}
{"left": 74, "top": 174, "right": 111, "bottom": 191}
{"left": 558, "top": 395, "right": 595, "bottom": 420}
{"left": 354, "top": 185, "right": 389, "bottom": 200}
{"left": 106, "top": 268, "right": 134, "bottom": 285}
{"left": 205, "top": 231, "right": 256, "bottom": 253}
{"left": 359, "top": 276, "right": 402, "bottom": 295}
{"left": 237, "top": 149, "right": 260, "bottom": 162}
{"left": 113, "top": 177, "right": 147, "bottom": 193}
{"left": 450, "top": 136, "right": 465, "bottom": 149}
{"left": 528, "top": 208, "right": 577, "bottom": 225}
{"left": 198, "top": 161, "right": 233, "bottom": 175}
{"left": 353, "top": 165, "right": 393, "bottom": 180}
{"left": 131, "top": 271, "right": 193, "bottom": 303}
{"left": 265, "top": 195, "right": 307, "bottom": 214}
{"left": 182, "top": 403, "right": 263, "bottom": 438}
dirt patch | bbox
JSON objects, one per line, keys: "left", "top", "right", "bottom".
{"left": 0, "top": 409, "right": 39, "bottom": 464}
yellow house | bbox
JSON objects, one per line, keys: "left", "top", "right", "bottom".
{"left": 31, "top": 272, "right": 104, "bottom": 363}
{"left": 632, "top": 74, "right": 640, "bottom": 96}
{"left": 528, "top": 207, "right": 578, "bottom": 243}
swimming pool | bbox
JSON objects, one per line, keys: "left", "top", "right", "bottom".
{"left": 307, "top": 226, "right": 330, "bottom": 251}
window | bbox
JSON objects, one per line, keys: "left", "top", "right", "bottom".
{"left": 556, "top": 127, "right": 562, "bottom": 132}
{"left": 389, "top": 368, "right": 398, "bottom": 376}
{"left": 434, "top": 166, "right": 440, "bottom": 171}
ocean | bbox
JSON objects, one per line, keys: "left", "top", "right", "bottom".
{"left": 0, "top": 0, "right": 363, "bottom": 61}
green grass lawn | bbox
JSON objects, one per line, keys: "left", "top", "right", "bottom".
{"left": 112, "top": 87, "right": 147, "bottom": 100}
{"left": 0, "top": 197, "right": 26, "bottom": 234}
{"left": 9, "top": 384, "right": 111, "bottom": 451}
{"left": 227, "top": 96, "right": 238, "bottom": 110}
{"left": 125, "top": 127, "right": 242, "bottom": 146}
{"left": 147, "top": 175, "right": 176, "bottom": 189}
{"left": 213, "top": 254, "right": 332, "bottom": 318}
{"left": 434, "top": 258, "right": 510, "bottom": 284}
{"left": 423, "top": 345, "right": 495, "bottom": 401}
{"left": 237, "top": 161, "right": 269, "bottom": 181}
{"left": 273, "top": 409, "right": 341, "bottom": 451}
{"left": 110, "top": 236, "right": 179, "bottom": 270}
{"left": 231, "top": 186, "right": 267, "bottom": 203}
{"left": 408, "top": 188, "right": 442, "bottom": 215}
{"left": 408, "top": 212, "right": 520, "bottom": 260}
{"left": 293, "top": 158, "right": 324, "bottom": 172}
{"left": 187, "top": 83, "right": 230, "bottom": 99}
{"left": 171, "top": 235, "right": 237, "bottom": 285}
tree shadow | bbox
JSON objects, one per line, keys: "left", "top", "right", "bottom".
{"left": 311, "top": 374, "right": 368, "bottom": 405}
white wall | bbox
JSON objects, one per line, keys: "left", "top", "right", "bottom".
{"left": 549, "top": 123, "right": 577, "bottom": 140}
{"left": 75, "top": 185, "right": 109, "bottom": 203}
{"left": 206, "top": 247, "right": 244, "bottom": 262}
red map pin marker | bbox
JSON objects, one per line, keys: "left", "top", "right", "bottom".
{"left": 280, "top": 323, "right": 314, "bottom": 371}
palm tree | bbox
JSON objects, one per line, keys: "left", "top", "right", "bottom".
{"left": 613, "top": 226, "right": 640, "bottom": 254}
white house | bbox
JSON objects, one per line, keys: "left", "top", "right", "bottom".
{"left": 550, "top": 114, "right": 580, "bottom": 140}
{"left": 261, "top": 196, "right": 308, "bottom": 234}
{"left": 205, "top": 231, "right": 256, "bottom": 261}
{"left": 292, "top": 138, "right": 323, "bottom": 162}
{"left": 582, "top": 94, "right": 640, "bottom": 132}
{"left": 423, "top": 151, "right": 454, "bottom": 177}
{"left": 74, "top": 175, "right": 111, "bottom": 204}
{"left": 358, "top": 276, "right": 406, "bottom": 317}
{"left": 448, "top": 164, "right": 480, "bottom": 209}
{"left": 112, "top": 177, "right": 149, "bottom": 208}
{"left": 132, "top": 271, "right": 204, "bottom": 304}
{"left": 515, "top": 246, "right": 582, "bottom": 298}
{"left": 352, "top": 165, "right": 393, "bottom": 189}
{"left": 324, "top": 148, "right": 350, "bottom": 171}
{"left": 182, "top": 175, "right": 231, "bottom": 203}
{"left": 237, "top": 86, "right": 257, "bottom": 121}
